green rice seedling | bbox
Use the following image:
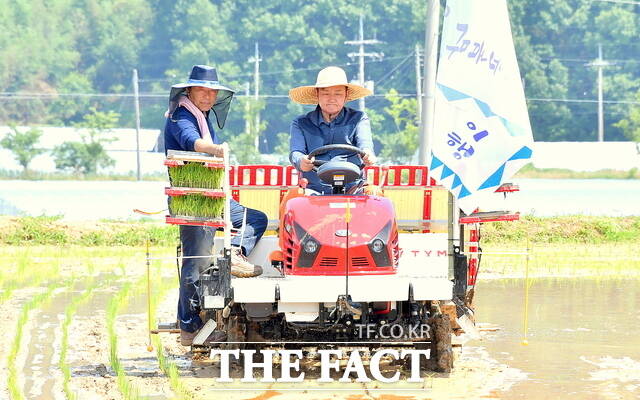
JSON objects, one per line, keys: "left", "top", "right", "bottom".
{"left": 479, "top": 242, "right": 639, "bottom": 278}
{"left": 107, "top": 277, "right": 147, "bottom": 400}
{"left": 149, "top": 276, "right": 194, "bottom": 399}
{"left": 168, "top": 162, "right": 224, "bottom": 189}
{"left": 170, "top": 194, "right": 224, "bottom": 219}
{"left": 0, "top": 252, "right": 61, "bottom": 304}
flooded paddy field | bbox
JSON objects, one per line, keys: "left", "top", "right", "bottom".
{"left": 473, "top": 278, "right": 640, "bottom": 400}
{"left": 0, "top": 244, "right": 638, "bottom": 399}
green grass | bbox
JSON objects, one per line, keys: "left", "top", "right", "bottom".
{"left": 481, "top": 215, "right": 640, "bottom": 244}
{"left": 1, "top": 217, "right": 179, "bottom": 246}
{"left": 169, "top": 194, "right": 224, "bottom": 219}
{"left": 3, "top": 216, "right": 70, "bottom": 244}
{"left": 514, "top": 163, "right": 640, "bottom": 179}
{"left": 168, "top": 163, "right": 224, "bottom": 189}
{"left": 4, "top": 216, "right": 639, "bottom": 247}
{"left": 0, "top": 168, "right": 168, "bottom": 181}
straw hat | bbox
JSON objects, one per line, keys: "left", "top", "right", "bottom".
{"left": 289, "top": 66, "right": 372, "bottom": 105}
{"left": 168, "top": 65, "right": 235, "bottom": 129}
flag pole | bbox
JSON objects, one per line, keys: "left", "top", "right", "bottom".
{"left": 419, "top": 0, "right": 440, "bottom": 175}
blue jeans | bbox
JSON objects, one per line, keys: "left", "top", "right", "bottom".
{"left": 177, "top": 199, "right": 267, "bottom": 332}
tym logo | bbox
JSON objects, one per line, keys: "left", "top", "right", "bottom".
{"left": 402, "top": 249, "right": 448, "bottom": 257}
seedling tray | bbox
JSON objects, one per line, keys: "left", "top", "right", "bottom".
{"left": 165, "top": 187, "right": 225, "bottom": 198}
{"left": 166, "top": 215, "right": 225, "bottom": 227}
{"left": 166, "top": 149, "right": 224, "bottom": 165}
{"left": 164, "top": 159, "right": 224, "bottom": 169}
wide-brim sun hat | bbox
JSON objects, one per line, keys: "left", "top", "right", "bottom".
{"left": 289, "top": 66, "right": 372, "bottom": 105}
{"left": 167, "top": 65, "right": 235, "bottom": 129}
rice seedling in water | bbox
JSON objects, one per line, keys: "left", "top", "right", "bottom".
{"left": 168, "top": 163, "right": 224, "bottom": 189}
{"left": 0, "top": 252, "right": 62, "bottom": 304}
{"left": 7, "top": 280, "right": 72, "bottom": 400}
{"left": 60, "top": 276, "right": 115, "bottom": 400}
{"left": 106, "top": 278, "right": 146, "bottom": 400}
{"left": 479, "top": 243, "right": 640, "bottom": 277}
{"left": 170, "top": 194, "right": 224, "bottom": 219}
{"left": 150, "top": 276, "right": 194, "bottom": 399}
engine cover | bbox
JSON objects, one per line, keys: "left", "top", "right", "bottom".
{"left": 281, "top": 195, "right": 399, "bottom": 276}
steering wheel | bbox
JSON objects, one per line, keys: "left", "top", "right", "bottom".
{"left": 307, "top": 144, "right": 367, "bottom": 168}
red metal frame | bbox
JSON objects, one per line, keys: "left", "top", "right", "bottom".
{"left": 467, "top": 225, "right": 480, "bottom": 286}
{"left": 236, "top": 165, "right": 285, "bottom": 186}
{"left": 495, "top": 182, "right": 520, "bottom": 193}
{"left": 284, "top": 165, "right": 299, "bottom": 187}
{"left": 232, "top": 165, "right": 288, "bottom": 203}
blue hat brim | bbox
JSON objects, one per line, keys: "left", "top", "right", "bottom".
{"left": 171, "top": 79, "right": 235, "bottom": 93}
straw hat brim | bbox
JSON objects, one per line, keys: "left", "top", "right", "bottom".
{"left": 289, "top": 83, "right": 372, "bottom": 105}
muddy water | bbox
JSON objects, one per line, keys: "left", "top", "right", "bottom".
{"left": 22, "top": 288, "right": 70, "bottom": 400}
{"left": 21, "top": 280, "right": 120, "bottom": 400}
{"left": 472, "top": 278, "right": 640, "bottom": 399}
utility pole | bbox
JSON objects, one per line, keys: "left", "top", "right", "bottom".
{"left": 132, "top": 69, "right": 141, "bottom": 181}
{"left": 415, "top": 44, "right": 423, "bottom": 123}
{"left": 244, "top": 82, "right": 250, "bottom": 136}
{"left": 586, "top": 44, "right": 612, "bottom": 142}
{"left": 345, "top": 15, "right": 383, "bottom": 111}
{"left": 419, "top": 0, "right": 440, "bottom": 166}
{"left": 248, "top": 42, "right": 262, "bottom": 151}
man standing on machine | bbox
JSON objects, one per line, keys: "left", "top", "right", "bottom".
{"left": 164, "top": 65, "right": 267, "bottom": 346}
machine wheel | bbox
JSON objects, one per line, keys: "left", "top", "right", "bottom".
{"left": 223, "top": 315, "right": 247, "bottom": 350}
{"left": 431, "top": 313, "right": 454, "bottom": 373}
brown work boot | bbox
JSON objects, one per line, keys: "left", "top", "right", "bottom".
{"left": 180, "top": 329, "right": 227, "bottom": 346}
{"left": 230, "top": 248, "right": 263, "bottom": 278}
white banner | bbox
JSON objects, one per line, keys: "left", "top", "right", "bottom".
{"left": 431, "top": 0, "right": 534, "bottom": 214}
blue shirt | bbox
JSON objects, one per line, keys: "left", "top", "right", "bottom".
{"left": 163, "top": 106, "right": 220, "bottom": 153}
{"left": 289, "top": 106, "right": 373, "bottom": 193}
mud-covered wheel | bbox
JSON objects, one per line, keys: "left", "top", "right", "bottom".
{"left": 431, "top": 313, "right": 454, "bottom": 372}
{"left": 223, "top": 315, "right": 246, "bottom": 350}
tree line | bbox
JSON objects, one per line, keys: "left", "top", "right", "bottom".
{"left": 1, "top": 0, "right": 639, "bottom": 170}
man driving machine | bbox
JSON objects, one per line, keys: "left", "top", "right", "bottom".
{"left": 288, "top": 66, "right": 377, "bottom": 194}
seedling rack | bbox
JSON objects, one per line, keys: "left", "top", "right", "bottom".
{"left": 164, "top": 149, "right": 232, "bottom": 249}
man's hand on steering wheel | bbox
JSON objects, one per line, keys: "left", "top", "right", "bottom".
{"left": 362, "top": 149, "right": 376, "bottom": 166}
{"left": 300, "top": 155, "right": 315, "bottom": 172}
{"left": 306, "top": 144, "right": 375, "bottom": 171}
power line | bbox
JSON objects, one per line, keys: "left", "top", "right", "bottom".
{"left": 526, "top": 98, "right": 640, "bottom": 104}
{"left": 1, "top": 92, "right": 639, "bottom": 104}
{"left": 344, "top": 14, "right": 384, "bottom": 111}
{"left": 375, "top": 52, "right": 414, "bottom": 87}
{"left": 129, "top": 54, "right": 413, "bottom": 83}
{"left": 591, "top": 0, "right": 640, "bottom": 5}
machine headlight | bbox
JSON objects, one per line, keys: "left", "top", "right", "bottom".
{"left": 303, "top": 239, "right": 319, "bottom": 253}
{"left": 371, "top": 238, "right": 385, "bottom": 253}
{"left": 368, "top": 221, "right": 393, "bottom": 267}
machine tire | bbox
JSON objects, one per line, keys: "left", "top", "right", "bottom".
{"left": 431, "top": 313, "right": 454, "bottom": 373}
{"left": 223, "top": 315, "right": 246, "bottom": 350}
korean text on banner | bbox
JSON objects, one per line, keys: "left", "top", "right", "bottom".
{"left": 430, "top": 0, "right": 534, "bottom": 214}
